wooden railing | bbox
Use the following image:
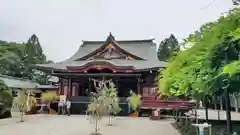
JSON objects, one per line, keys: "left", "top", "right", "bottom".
{"left": 140, "top": 100, "right": 196, "bottom": 109}
{"left": 140, "top": 91, "right": 196, "bottom": 109}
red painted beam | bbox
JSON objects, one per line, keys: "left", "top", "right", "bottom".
{"left": 66, "top": 61, "right": 135, "bottom": 73}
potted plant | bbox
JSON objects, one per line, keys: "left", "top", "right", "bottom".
{"left": 127, "top": 90, "right": 141, "bottom": 117}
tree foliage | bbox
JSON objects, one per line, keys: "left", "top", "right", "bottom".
{"left": 0, "top": 34, "right": 53, "bottom": 84}
{"left": 157, "top": 34, "right": 180, "bottom": 61}
{"left": 12, "top": 89, "right": 36, "bottom": 122}
{"left": 88, "top": 91, "right": 108, "bottom": 134}
{"left": 127, "top": 91, "right": 141, "bottom": 111}
{"left": 0, "top": 80, "right": 12, "bottom": 117}
{"left": 88, "top": 80, "right": 120, "bottom": 133}
{"left": 233, "top": 0, "right": 240, "bottom": 5}
{"left": 100, "top": 82, "right": 121, "bottom": 125}
{"left": 0, "top": 42, "right": 26, "bottom": 77}
{"left": 158, "top": 8, "right": 240, "bottom": 99}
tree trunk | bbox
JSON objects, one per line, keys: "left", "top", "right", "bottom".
{"left": 214, "top": 97, "right": 217, "bottom": 110}
{"left": 205, "top": 102, "right": 209, "bottom": 123}
{"left": 214, "top": 103, "right": 217, "bottom": 110}
{"left": 176, "top": 110, "right": 179, "bottom": 122}
{"left": 195, "top": 100, "right": 199, "bottom": 135}
{"left": 47, "top": 101, "right": 51, "bottom": 114}
{"left": 179, "top": 111, "right": 182, "bottom": 119}
{"left": 225, "top": 88, "right": 233, "bottom": 134}
{"left": 20, "top": 112, "right": 24, "bottom": 122}
{"left": 95, "top": 120, "right": 98, "bottom": 133}
{"left": 234, "top": 95, "right": 239, "bottom": 112}
{"left": 108, "top": 115, "right": 112, "bottom": 126}
{"left": 195, "top": 100, "right": 199, "bottom": 124}
{"left": 175, "top": 110, "right": 178, "bottom": 122}
{"left": 173, "top": 109, "right": 176, "bottom": 119}
{"left": 220, "top": 97, "right": 223, "bottom": 110}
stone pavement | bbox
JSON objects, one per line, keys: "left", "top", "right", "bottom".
{"left": 0, "top": 115, "right": 179, "bottom": 135}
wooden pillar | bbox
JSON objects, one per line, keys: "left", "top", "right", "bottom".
{"left": 88, "top": 78, "right": 92, "bottom": 95}
{"left": 68, "top": 78, "right": 72, "bottom": 96}
{"left": 58, "top": 78, "right": 62, "bottom": 95}
{"left": 72, "top": 85, "right": 76, "bottom": 96}
{"left": 73, "top": 83, "right": 79, "bottom": 96}
{"left": 116, "top": 80, "right": 119, "bottom": 96}
{"left": 214, "top": 97, "right": 217, "bottom": 110}
{"left": 59, "top": 78, "right": 64, "bottom": 95}
{"left": 234, "top": 94, "right": 239, "bottom": 112}
{"left": 137, "top": 78, "right": 140, "bottom": 95}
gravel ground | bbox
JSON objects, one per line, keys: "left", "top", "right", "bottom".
{"left": 0, "top": 115, "right": 179, "bottom": 135}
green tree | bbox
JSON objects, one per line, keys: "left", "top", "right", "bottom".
{"left": 127, "top": 91, "right": 141, "bottom": 112}
{"left": 157, "top": 34, "right": 179, "bottom": 61}
{"left": 233, "top": 0, "right": 240, "bottom": 5}
{"left": 24, "top": 34, "right": 48, "bottom": 81}
{"left": 100, "top": 81, "right": 121, "bottom": 126}
{"left": 158, "top": 8, "right": 240, "bottom": 99}
{"left": 25, "top": 34, "right": 46, "bottom": 64}
{"left": 205, "top": 30, "right": 240, "bottom": 95}
{"left": 88, "top": 91, "right": 108, "bottom": 135}
{"left": 87, "top": 80, "right": 121, "bottom": 134}
{"left": 0, "top": 34, "right": 53, "bottom": 84}
{"left": 0, "top": 80, "right": 13, "bottom": 118}
{"left": 0, "top": 42, "right": 25, "bottom": 77}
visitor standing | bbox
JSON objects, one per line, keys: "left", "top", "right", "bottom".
{"left": 127, "top": 96, "right": 131, "bottom": 114}
{"left": 58, "top": 100, "right": 63, "bottom": 115}
{"left": 66, "top": 100, "right": 71, "bottom": 116}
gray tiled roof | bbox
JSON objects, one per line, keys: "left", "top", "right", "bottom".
{"left": 37, "top": 59, "right": 166, "bottom": 70}
{"left": 0, "top": 74, "right": 38, "bottom": 88}
{"left": 36, "top": 36, "right": 166, "bottom": 71}
{"left": 63, "top": 39, "right": 159, "bottom": 62}
{"left": 0, "top": 74, "right": 57, "bottom": 89}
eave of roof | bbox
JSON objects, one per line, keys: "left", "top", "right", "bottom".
{"left": 0, "top": 74, "right": 34, "bottom": 82}
{"left": 0, "top": 74, "right": 58, "bottom": 89}
{"left": 37, "top": 85, "right": 58, "bottom": 89}
{"left": 35, "top": 33, "right": 166, "bottom": 72}
{"left": 35, "top": 59, "right": 167, "bottom": 72}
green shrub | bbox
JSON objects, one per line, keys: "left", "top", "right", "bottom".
{"left": 0, "top": 80, "right": 13, "bottom": 118}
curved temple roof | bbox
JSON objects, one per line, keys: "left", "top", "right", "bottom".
{"left": 36, "top": 33, "right": 166, "bottom": 72}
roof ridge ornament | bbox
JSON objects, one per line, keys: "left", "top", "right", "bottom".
{"left": 106, "top": 32, "right": 115, "bottom": 43}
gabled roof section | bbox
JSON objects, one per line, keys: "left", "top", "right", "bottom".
{"left": 63, "top": 33, "right": 158, "bottom": 62}
{"left": 77, "top": 33, "right": 145, "bottom": 60}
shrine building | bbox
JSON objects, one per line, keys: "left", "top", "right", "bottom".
{"left": 36, "top": 33, "right": 193, "bottom": 115}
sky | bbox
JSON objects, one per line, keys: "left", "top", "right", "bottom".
{"left": 0, "top": 0, "right": 234, "bottom": 62}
